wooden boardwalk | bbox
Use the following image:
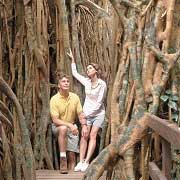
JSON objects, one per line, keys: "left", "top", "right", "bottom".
{"left": 36, "top": 170, "right": 106, "bottom": 180}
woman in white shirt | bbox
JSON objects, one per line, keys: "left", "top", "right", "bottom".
{"left": 68, "top": 50, "right": 107, "bottom": 172}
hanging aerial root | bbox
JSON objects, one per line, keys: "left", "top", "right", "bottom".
{"left": 75, "top": 0, "right": 109, "bottom": 19}
{"left": 0, "top": 112, "right": 13, "bottom": 130}
{"left": 0, "top": 77, "right": 35, "bottom": 180}
{"left": 0, "top": 100, "right": 13, "bottom": 124}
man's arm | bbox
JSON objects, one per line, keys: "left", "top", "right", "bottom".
{"left": 76, "top": 95, "right": 88, "bottom": 137}
{"left": 76, "top": 95, "right": 87, "bottom": 126}
{"left": 78, "top": 112, "right": 88, "bottom": 137}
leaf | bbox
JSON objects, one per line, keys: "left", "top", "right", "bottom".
{"left": 170, "top": 95, "right": 179, "bottom": 101}
{"left": 168, "top": 101, "right": 178, "bottom": 111}
{"left": 165, "top": 89, "right": 172, "bottom": 95}
{"left": 160, "top": 95, "right": 169, "bottom": 102}
{"left": 173, "top": 177, "right": 178, "bottom": 180}
{"left": 168, "top": 47, "right": 176, "bottom": 54}
{"left": 172, "top": 114, "right": 179, "bottom": 122}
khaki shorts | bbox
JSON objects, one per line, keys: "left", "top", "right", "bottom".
{"left": 52, "top": 124, "right": 79, "bottom": 153}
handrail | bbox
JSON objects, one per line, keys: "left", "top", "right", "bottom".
{"left": 0, "top": 122, "right": 3, "bottom": 160}
{"left": 146, "top": 113, "right": 180, "bottom": 148}
{"left": 145, "top": 113, "right": 180, "bottom": 180}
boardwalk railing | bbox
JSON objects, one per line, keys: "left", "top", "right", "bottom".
{"left": 0, "top": 122, "right": 3, "bottom": 160}
{"left": 146, "top": 114, "right": 180, "bottom": 180}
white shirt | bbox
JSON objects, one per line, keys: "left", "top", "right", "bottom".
{"left": 71, "top": 63, "right": 107, "bottom": 118}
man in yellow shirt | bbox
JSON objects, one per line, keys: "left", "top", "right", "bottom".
{"left": 50, "top": 73, "right": 88, "bottom": 174}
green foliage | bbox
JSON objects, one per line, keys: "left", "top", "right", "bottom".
{"left": 172, "top": 114, "right": 179, "bottom": 122}
{"left": 165, "top": 89, "right": 172, "bottom": 95}
{"left": 167, "top": 47, "right": 176, "bottom": 54}
{"left": 168, "top": 101, "right": 178, "bottom": 111}
{"left": 160, "top": 89, "right": 179, "bottom": 123}
{"left": 160, "top": 95, "right": 169, "bottom": 102}
{"left": 173, "top": 177, "right": 178, "bottom": 180}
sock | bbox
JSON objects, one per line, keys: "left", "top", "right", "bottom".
{"left": 60, "top": 152, "right": 66, "bottom": 157}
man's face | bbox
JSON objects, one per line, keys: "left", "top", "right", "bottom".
{"left": 58, "top": 77, "right": 70, "bottom": 91}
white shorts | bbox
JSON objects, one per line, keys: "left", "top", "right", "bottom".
{"left": 87, "top": 114, "right": 105, "bottom": 128}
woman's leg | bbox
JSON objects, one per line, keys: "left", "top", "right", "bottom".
{"left": 74, "top": 126, "right": 91, "bottom": 171}
{"left": 84, "top": 125, "right": 99, "bottom": 163}
{"left": 79, "top": 125, "right": 91, "bottom": 161}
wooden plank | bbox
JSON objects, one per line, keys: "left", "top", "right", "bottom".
{"left": 149, "top": 162, "right": 167, "bottom": 180}
{"left": 36, "top": 170, "right": 106, "bottom": 180}
{"left": 146, "top": 113, "right": 180, "bottom": 148}
{"left": 36, "top": 170, "right": 106, "bottom": 175}
{"left": 37, "top": 178, "right": 82, "bottom": 180}
{"left": 162, "top": 139, "right": 172, "bottom": 180}
{"left": 36, "top": 170, "right": 84, "bottom": 175}
{"left": 36, "top": 178, "right": 105, "bottom": 180}
{"left": 36, "top": 177, "right": 105, "bottom": 180}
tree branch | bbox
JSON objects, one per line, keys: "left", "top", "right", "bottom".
{"left": 146, "top": 40, "right": 165, "bottom": 63}
{"left": 120, "top": 0, "right": 141, "bottom": 11}
{"left": 83, "top": 143, "right": 119, "bottom": 180}
{"left": 75, "top": 0, "right": 109, "bottom": 18}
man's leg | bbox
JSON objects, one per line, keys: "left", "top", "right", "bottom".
{"left": 58, "top": 125, "right": 68, "bottom": 174}
{"left": 67, "top": 151, "right": 76, "bottom": 170}
{"left": 66, "top": 126, "right": 80, "bottom": 171}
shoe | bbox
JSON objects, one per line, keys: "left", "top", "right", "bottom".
{"left": 81, "top": 162, "right": 89, "bottom": 172}
{"left": 74, "top": 161, "right": 83, "bottom": 172}
{"left": 60, "top": 157, "right": 68, "bottom": 174}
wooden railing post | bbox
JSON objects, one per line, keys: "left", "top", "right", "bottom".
{"left": 0, "top": 121, "right": 3, "bottom": 160}
{"left": 162, "top": 138, "right": 171, "bottom": 180}
{"left": 0, "top": 121, "right": 2, "bottom": 139}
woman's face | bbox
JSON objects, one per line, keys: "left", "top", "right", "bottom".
{"left": 86, "top": 64, "right": 97, "bottom": 78}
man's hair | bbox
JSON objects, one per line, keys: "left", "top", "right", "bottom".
{"left": 56, "top": 72, "right": 70, "bottom": 84}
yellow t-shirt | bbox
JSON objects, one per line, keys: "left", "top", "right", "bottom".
{"left": 50, "top": 92, "right": 82, "bottom": 123}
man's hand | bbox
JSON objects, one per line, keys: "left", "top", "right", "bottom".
{"left": 69, "top": 124, "right": 78, "bottom": 136}
{"left": 81, "top": 125, "right": 88, "bottom": 138}
{"left": 67, "top": 48, "right": 75, "bottom": 63}
{"left": 79, "top": 112, "right": 86, "bottom": 119}
{"left": 79, "top": 112, "right": 87, "bottom": 125}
